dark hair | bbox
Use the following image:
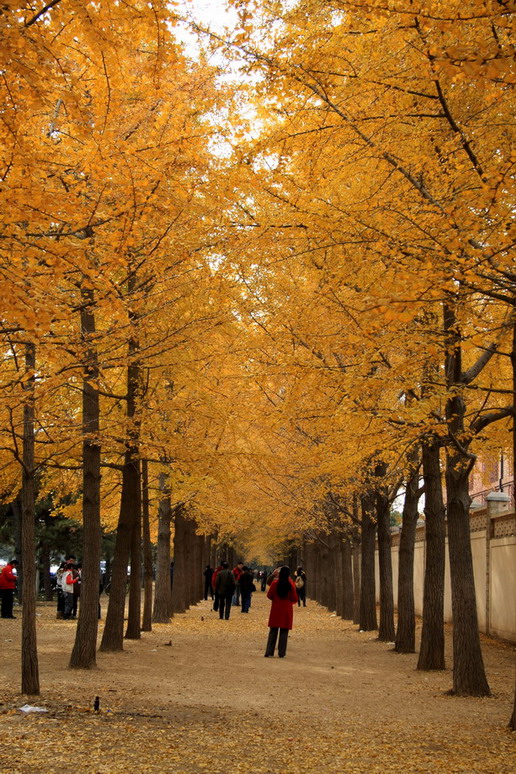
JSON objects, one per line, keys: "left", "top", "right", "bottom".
{"left": 221, "top": 561, "right": 228, "bottom": 569}
{"left": 276, "top": 566, "right": 291, "bottom": 598}
{"left": 10, "top": 559, "right": 18, "bottom": 566}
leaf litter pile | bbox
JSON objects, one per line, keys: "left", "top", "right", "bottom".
{"left": 1, "top": 593, "right": 514, "bottom": 773}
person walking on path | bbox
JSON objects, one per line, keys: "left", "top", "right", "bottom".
{"left": 211, "top": 564, "right": 223, "bottom": 612}
{"left": 264, "top": 566, "right": 298, "bottom": 657}
{"left": 203, "top": 564, "right": 214, "bottom": 600}
{"left": 215, "top": 562, "right": 236, "bottom": 620}
{"left": 0, "top": 559, "right": 18, "bottom": 619}
{"left": 239, "top": 566, "right": 255, "bottom": 613}
{"left": 294, "top": 566, "right": 307, "bottom": 607}
{"left": 232, "top": 561, "right": 244, "bottom": 606}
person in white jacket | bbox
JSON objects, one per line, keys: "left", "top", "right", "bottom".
{"left": 62, "top": 560, "right": 79, "bottom": 620}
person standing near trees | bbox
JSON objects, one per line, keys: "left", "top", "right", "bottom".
{"left": 203, "top": 564, "right": 214, "bottom": 600}
{"left": 0, "top": 559, "right": 19, "bottom": 619}
{"left": 294, "top": 566, "right": 307, "bottom": 607}
{"left": 72, "top": 562, "right": 81, "bottom": 618}
{"left": 62, "top": 559, "right": 79, "bottom": 620}
{"left": 211, "top": 564, "right": 223, "bottom": 612}
{"left": 232, "top": 561, "right": 244, "bottom": 606}
{"left": 239, "top": 566, "right": 255, "bottom": 613}
{"left": 56, "top": 561, "right": 66, "bottom": 619}
{"left": 215, "top": 562, "right": 236, "bottom": 620}
{"left": 264, "top": 566, "right": 298, "bottom": 658}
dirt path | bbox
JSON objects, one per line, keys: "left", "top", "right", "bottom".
{"left": 1, "top": 592, "right": 514, "bottom": 773}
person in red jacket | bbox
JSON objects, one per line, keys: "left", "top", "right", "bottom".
{"left": 211, "top": 565, "right": 223, "bottom": 612}
{"left": 264, "top": 565, "right": 298, "bottom": 658}
{"left": 0, "top": 559, "right": 19, "bottom": 619}
{"left": 232, "top": 561, "right": 244, "bottom": 605}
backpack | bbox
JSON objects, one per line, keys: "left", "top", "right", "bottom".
{"left": 295, "top": 575, "right": 304, "bottom": 589}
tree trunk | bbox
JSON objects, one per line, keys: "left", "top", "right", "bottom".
{"left": 318, "top": 538, "right": 329, "bottom": 608}
{"left": 376, "top": 479, "right": 395, "bottom": 641}
{"left": 125, "top": 458, "right": 142, "bottom": 640}
{"left": 192, "top": 530, "right": 203, "bottom": 604}
{"left": 21, "top": 342, "right": 39, "bottom": 695}
{"left": 446, "top": 451, "right": 490, "bottom": 695}
{"left": 310, "top": 541, "right": 319, "bottom": 602}
{"left": 395, "top": 459, "right": 421, "bottom": 653}
{"left": 341, "top": 538, "right": 354, "bottom": 619}
{"left": 509, "top": 321, "right": 516, "bottom": 728}
{"left": 326, "top": 536, "right": 337, "bottom": 612}
{"left": 417, "top": 437, "right": 446, "bottom": 670}
{"left": 334, "top": 536, "right": 344, "bottom": 617}
{"left": 141, "top": 459, "right": 153, "bottom": 632}
{"left": 359, "top": 491, "right": 377, "bottom": 631}
{"left": 153, "top": 472, "right": 173, "bottom": 622}
{"left": 183, "top": 518, "right": 195, "bottom": 609}
{"left": 352, "top": 536, "right": 361, "bottom": 624}
{"left": 443, "top": 301, "right": 490, "bottom": 696}
{"left": 171, "top": 504, "right": 187, "bottom": 614}
{"left": 70, "top": 287, "right": 102, "bottom": 669}
{"left": 100, "top": 348, "right": 141, "bottom": 652}
{"left": 510, "top": 674, "right": 516, "bottom": 731}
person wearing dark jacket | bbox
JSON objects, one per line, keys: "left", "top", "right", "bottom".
{"left": 294, "top": 566, "right": 307, "bottom": 606}
{"left": 215, "top": 562, "right": 236, "bottom": 620}
{"left": 211, "top": 565, "right": 223, "bottom": 612}
{"left": 203, "top": 564, "right": 214, "bottom": 600}
{"left": 264, "top": 566, "right": 298, "bottom": 657}
{"left": 239, "top": 567, "right": 255, "bottom": 613}
{"left": 0, "top": 559, "right": 18, "bottom": 619}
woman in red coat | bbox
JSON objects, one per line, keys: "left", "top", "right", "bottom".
{"left": 264, "top": 566, "right": 298, "bottom": 658}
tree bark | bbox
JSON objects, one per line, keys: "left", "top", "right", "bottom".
{"left": 417, "top": 437, "right": 446, "bottom": 670}
{"left": 334, "top": 536, "right": 344, "bottom": 617}
{"left": 341, "top": 538, "right": 354, "bottom": 619}
{"left": 376, "top": 477, "right": 395, "bottom": 641}
{"left": 125, "top": 457, "right": 142, "bottom": 640}
{"left": 141, "top": 459, "right": 153, "bottom": 632}
{"left": 352, "top": 535, "right": 361, "bottom": 625}
{"left": 359, "top": 491, "right": 377, "bottom": 631}
{"left": 21, "top": 342, "right": 39, "bottom": 695}
{"left": 446, "top": 452, "right": 490, "bottom": 695}
{"left": 510, "top": 678, "right": 516, "bottom": 731}
{"left": 171, "top": 504, "right": 187, "bottom": 614}
{"left": 153, "top": 472, "right": 173, "bottom": 622}
{"left": 443, "top": 301, "right": 490, "bottom": 696}
{"left": 395, "top": 457, "right": 421, "bottom": 653}
{"left": 99, "top": 344, "right": 141, "bottom": 652}
{"left": 70, "top": 287, "right": 102, "bottom": 669}
{"left": 509, "top": 320, "right": 516, "bottom": 728}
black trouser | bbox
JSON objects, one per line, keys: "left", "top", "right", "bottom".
{"left": 57, "top": 588, "right": 65, "bottom": 615}
{"left": 297, "top": 588, "right": 306, "bottom": 606}
{"left": 265, "top": 627, "right": 289, "bottom": 657}
{"left": 219, "top": 592, "right": 233, "bottom": 619}
{"left": 204, "top": 581, "right": 213, "bottom": 600}
{"left": 1, "top": 589, "right": 15, "bottom": 618}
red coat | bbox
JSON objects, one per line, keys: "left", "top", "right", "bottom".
{"left": 212, "top": 567, "right": 222, "bottom": 588}
{"left": 0, "top": 563, "right": 17, "bottom": 590}
{"left": 267, "top": 579, "right": 298, "bottom": 630}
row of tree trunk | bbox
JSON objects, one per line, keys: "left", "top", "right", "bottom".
{"left": 288, "top": 433, "right": 492, "bottom": 698}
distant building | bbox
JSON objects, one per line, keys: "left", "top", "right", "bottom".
{"left": 469, "top": 451, "right": 514, "bottom": 508}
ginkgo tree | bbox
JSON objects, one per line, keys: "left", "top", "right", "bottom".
{"left": 191, "top": 0, "right": 515, "bottom": 697}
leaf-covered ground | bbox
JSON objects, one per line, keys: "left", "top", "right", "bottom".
{"left": 1, "top": 592, "right": 514, "bottom": 773}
